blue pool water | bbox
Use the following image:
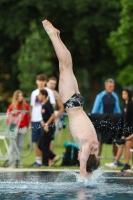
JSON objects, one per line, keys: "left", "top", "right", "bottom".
{"left": 0, "top": 170, "right": 132, "bottom": 200}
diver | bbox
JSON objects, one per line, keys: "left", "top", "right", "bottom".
{"left": 42, "top": 19, "right": 100, "bottom": 181}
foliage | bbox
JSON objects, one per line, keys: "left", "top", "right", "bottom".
{"left": 17, "top": 24, "right": 53, "bottom": 96}
{"left": 0, "top": 0, "right": 121, "bottom": 110}
{"left": 108, "top": 0, "right": 133, "bottom": 87}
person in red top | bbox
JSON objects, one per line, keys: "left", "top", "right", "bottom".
{"left": 3, "top": 90, "right": 30, "bottom": 168}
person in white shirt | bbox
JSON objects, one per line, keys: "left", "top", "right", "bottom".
{"left": 30, "top": 74, "right": 55, "bottom": 167}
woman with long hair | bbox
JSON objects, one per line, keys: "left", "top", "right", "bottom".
{"left": 3, "top": 90, "right": 30, "bottom": 168}
{"left": 105, "top": 89, "right": 132, "bottom": 169}
{"left": 118, "top": 89, "right": 133, "bottom": 172}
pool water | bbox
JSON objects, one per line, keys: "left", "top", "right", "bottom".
{"left": 0, "top": 170, "right": 132, "bottom": 200}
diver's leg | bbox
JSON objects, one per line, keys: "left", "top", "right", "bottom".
{"left": 42, "top": 20, "right": 79, "bottom": 102}
{"left": 57, "top": 33, "right": 80, "bottom": 93}
{"left": 42, "top": 20, "right": 72, "bottom": 71}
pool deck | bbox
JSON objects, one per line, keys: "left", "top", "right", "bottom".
{"left": 0, "top": 168, "right": 133, "bottom": 173}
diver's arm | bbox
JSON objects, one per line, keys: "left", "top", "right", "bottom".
{"left": 79, "top": 146, "right": 90, "bottom": 178}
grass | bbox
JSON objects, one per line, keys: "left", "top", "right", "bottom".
{"left": 0, "top": 116, "right": 132, "bottom": 171}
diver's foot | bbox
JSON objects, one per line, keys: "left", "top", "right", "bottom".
{"left": 42, "top": 19, "right": 60, "bottom": 36}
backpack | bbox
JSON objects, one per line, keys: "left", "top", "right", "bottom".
{"left": 61, "top": 141, "right": 80, "bottom": 166}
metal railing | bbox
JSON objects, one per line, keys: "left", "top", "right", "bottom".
{"left": 0, "top": 112, "right": 129, "bottom": 161}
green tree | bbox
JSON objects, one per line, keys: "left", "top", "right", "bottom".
{"left": 0, "top": 0, "right": 121, "bottom": 111}
{"left": 108, "top": 0, "right": 133, "bottom": 87}
{"left": 18, "top": 24, "right": 53, "bottom": 96}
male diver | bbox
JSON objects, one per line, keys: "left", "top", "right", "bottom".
{"left": 42, "top": 20, "right": 100, "bottom": 180}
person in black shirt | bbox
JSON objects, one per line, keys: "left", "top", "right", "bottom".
{"left": 119, "top": 99, "right": 133, "bottom": 172}
{"left": 105, "top": 89, "right": 132, "bottom": 169}
{"left": 38, "top": 89, "right": 56, "bottom": 166}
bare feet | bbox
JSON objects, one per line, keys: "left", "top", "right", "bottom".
{"left": 42, "top": 19, "right": 60, "bottom": 36}
{"left": 49, "top": 155, "right": 61, "bottom": 166}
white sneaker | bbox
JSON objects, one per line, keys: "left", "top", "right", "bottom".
{"left": 105, "top": 162, "right": 117, "bottom": 169}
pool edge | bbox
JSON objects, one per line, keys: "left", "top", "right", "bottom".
{"left": 0, "top": 168, "right": 133, "bottom": 173}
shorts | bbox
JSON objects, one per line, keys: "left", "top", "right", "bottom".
{"left": 31, "top": 121, "right": 43, "bottom": 142}
{"left": 63, "top": 93, "right": 84, "bottom": 109}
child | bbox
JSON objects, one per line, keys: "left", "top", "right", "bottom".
{"left": 38, "top": 89, "right": 56, "bottom": 166}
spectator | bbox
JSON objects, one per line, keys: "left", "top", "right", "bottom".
{"left": 47, "top": 76, "right": 64, "bottom": 165}
{"left": 3, "top": 90, "right": 30, "bottom": 168}
{"left": 91, "top": 78, "right": 121, "bottom": 159}
{"left": 115, "top": 97, "right": 133, "bottom": 172}
{"left": 30, "top": 74, "right": 55, "bottom": 167}
{"left": 46, "top": 77, "right": 64, "bottom": 138}
{"left": 105, "top": 89, "right": 132, "bottom": 169}
{"left": 38, "top": 89, "right": 56, "bottom": 166}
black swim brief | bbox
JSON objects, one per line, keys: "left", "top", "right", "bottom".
{"left": 63, "top": 93, "right": 84, "bottom": 109}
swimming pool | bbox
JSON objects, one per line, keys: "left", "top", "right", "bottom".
{"left": 0, "top": 170, "right": 132, "bottom": 200}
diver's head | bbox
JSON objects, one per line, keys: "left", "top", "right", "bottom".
{"left": 86, "top": 154, "right": 100, "bottom": 173}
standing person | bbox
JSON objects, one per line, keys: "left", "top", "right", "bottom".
{"left": 38, "top": 89, "right": 55, "bottom": 166}
{"left": 47, "top": 76, "right": 64, "bottom": 166}
{"left": 114, "top": 94, "right": 133, "bottom": 172}
{"left": 91, "top": 79, "right": 121, "bottom": 159}
{"left": 46, "top": 76, "right": 64, "bottom": 137}
{"left": 4, "top": 90, "right": 30, "bottom": 168}
{"left": 30, "top": 74, "right": 55, "bottom": 167}
{"left": 42, "top": 20, "right": 99, "bottom": 180}
{"left": 105, "top": 89, "right": 132, "bottom": 168}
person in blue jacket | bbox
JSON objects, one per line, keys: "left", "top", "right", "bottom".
{"left": 92, "top": 79, "right": 121, "bottom": 114}
{"left": 91, "top": 78, "right": 121, "bottom": 162}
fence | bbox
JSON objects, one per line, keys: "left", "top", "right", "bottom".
{"left": 0, "top": 112, "right": 23, "bottom": 160}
